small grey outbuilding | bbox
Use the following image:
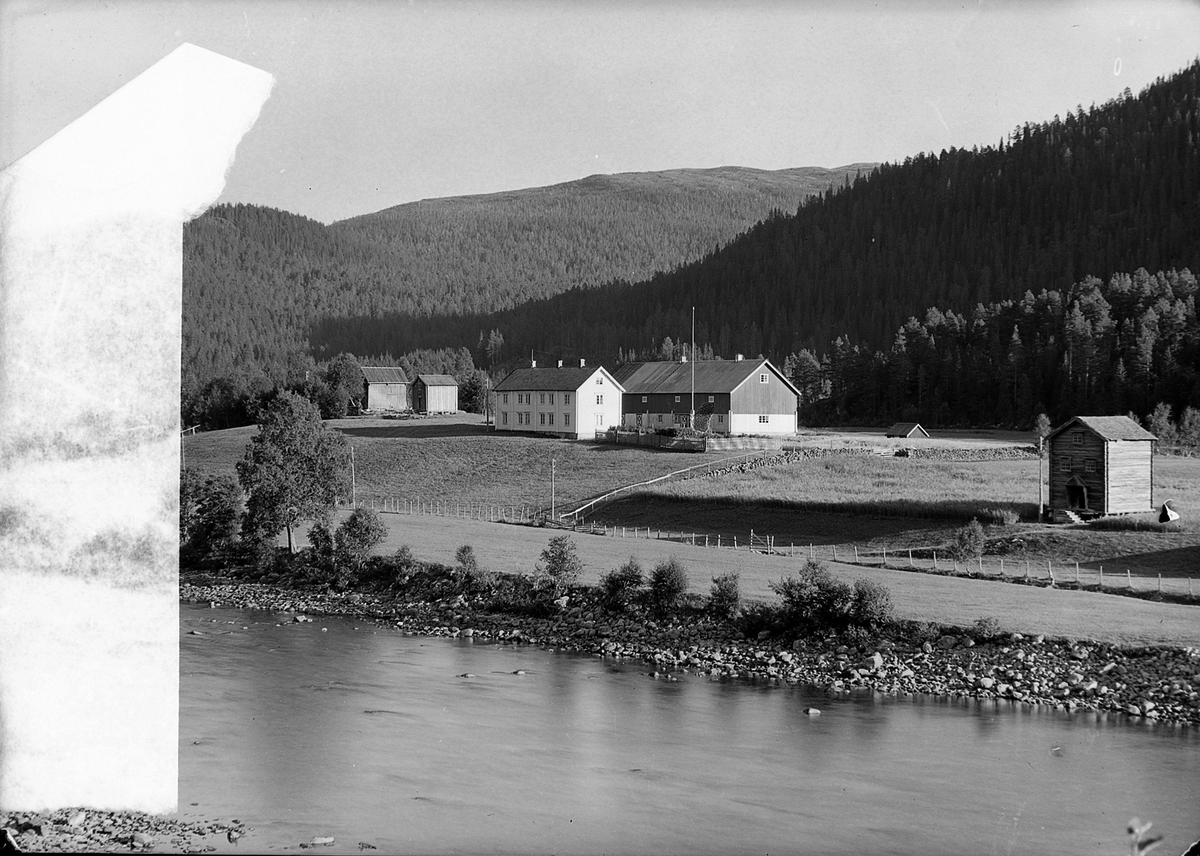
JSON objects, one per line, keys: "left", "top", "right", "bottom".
{"left": 885, "top": 422, "right": 930, "bottom": 438}
{"left": 412, "top": 374, "right": 459, "bottom": 414}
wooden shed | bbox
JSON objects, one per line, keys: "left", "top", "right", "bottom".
{"left": 360, "top": 366, "right": 409, "bottom": 412}
{"left": 1046, "top": 415, "right": 1157, "bottom": 522}
{"left": 885, "top": 422, "right": 929, "bottom": 438}
{"left": 413, "top": 374, "right": 459, "bottom": 414}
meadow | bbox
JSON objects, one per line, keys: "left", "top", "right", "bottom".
{"left": 183, "top": 414, "right": 744, "bottom": 513}
{"left": 185, "top": 415, "right": 1200, "bottom": 576}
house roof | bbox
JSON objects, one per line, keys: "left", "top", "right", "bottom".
{"left": 885, "top": 422, "right": 929, "bottom": 437}
{"left": 360, "top": 366, "right": 408, "bottom": 384}
{"left": 612, "top": 359, "right": 797, "bottom": 396}
{"left": 416, "top": 374, "right": 459, "bottom": 387}
{"left": 1048, "top": 415, "right": 1157, "bottom": 442}
{"left": 494, "top": 366, "right": 622, "bottom": 393}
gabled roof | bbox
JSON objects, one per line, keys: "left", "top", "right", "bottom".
{"left": 494, "top": 366, "right": 623, "bottom": 393}
{"left": 1048, "top": 415, "right": 1157, "bottom": 442}
{"left": 886, "top": 422, "right": 929, "bottom": 438}
{"left": 361, "top": 366, "right": 408, "bottom": 384}
{"left": 612, "top": 358, "right": 798, "bottom": 396}
{"left": 416, "top": 374, "right": 459, "bottom": 386}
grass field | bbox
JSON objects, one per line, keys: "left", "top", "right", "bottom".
{"left": 185, "top": 415, "right": 1199, "bottom": 576}
{"left": 184, "top": 414, "right": 755, "bottom": 512}
{"left": 290, "top": 511, "right": 1200, "bottom": 648}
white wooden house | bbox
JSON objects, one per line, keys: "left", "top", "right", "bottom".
{"left": 494, "top": 360, "right": 624, "bottom": 439}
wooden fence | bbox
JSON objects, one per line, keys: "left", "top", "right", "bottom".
{"left": 336, "top": 495, "right": 1196, "bottom": 599}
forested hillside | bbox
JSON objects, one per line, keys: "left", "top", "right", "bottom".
{"left": 310, "top": 60, "right": 1200, "bottom": 425}
{"left": 182, "top": 165, "right": 866, "bottom": 394}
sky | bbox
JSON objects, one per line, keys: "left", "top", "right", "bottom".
{"left": 2, "top": 0, "right": 1199, "bottom": 224}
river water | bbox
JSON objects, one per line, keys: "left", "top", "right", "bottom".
{"left": 179, "top": 604, "right": 1199, "bottom": 855}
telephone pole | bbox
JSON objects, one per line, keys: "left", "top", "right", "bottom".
{"left": 690, "top": 306, "right": 696, "bottom": 430}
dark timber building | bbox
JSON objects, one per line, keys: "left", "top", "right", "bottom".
{"left": 1046, "top": 415, "right": 1157, "bottom": 523}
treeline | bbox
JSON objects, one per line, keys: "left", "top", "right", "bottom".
{"left": 785, "top": 268, "right": 1198, "bottom": 428}
{"left": 182, "top": 166, "right": 858, "bottom": 393}
{"left": 182, "top": 347, "right": 485, "bottom": 432}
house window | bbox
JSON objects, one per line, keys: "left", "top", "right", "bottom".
{"left": 548, "top": 413, "right": 555, "bottom": 425}
{"left": 759, "top": 415, "right": 769, "bottom": 423}
{"left": 1058, "top": 456, "right": 1070, "bottom": 471}
{"left": 717, "top": 415, "right": 724, "bottom": 424}
{"left": 759, "top": 373, "right": 767, "bottom": 383}
{"left": 548, "top": 393, "right": 554, "bottom": 405}
{"left": 502, "top": 393, "right": 508, "bottom": 404}
{"left": 596, "top": 414, "right": 604, "bottom": 426}
{"left": 707, "top": 395, "right": 714, "bottom": 403}
{"left": 564, "top": 393, "right": 570, "bottom": 405}
{"left": 657, "top": 415, "right": 663, "bottom": 423}
{"left": 674, "top": 395, "right": 680, "bottom": 403}
{"left": 564, "top": 414, "right": 570, "bottom": 426}
{"left": 1084, "top": 458, "right": 1097, "bottom": 473}
{"left": 675, "top": 415, "right": 687, "bottom": 425}
{"left": 641, "top": 395, "right": 648, "bottom": 403}
{"left": 502, "top": 412, "right": 508, "bottom": 425}
{"left": 1073, "top": 433, "right": 1083, "bottom": 446}
{"left": 596, "top": 378, "right": 603, "bottom": 385}
{"left": 540, "top": 393, "right": 545, "bottom": 405}
{"left": 596, "top": 394, "right": 603, "bottom": 405}
{"left": 540, "top": 413, "right": 546, "bottom": 425}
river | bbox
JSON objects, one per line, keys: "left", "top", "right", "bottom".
{"left": 179, "top": 604, "right": 1199, "bottom": 855}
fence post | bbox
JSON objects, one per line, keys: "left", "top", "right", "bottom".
{"left": 1189, "top": 578, "right": 1193, "bottom": 597}
{"left": 733, "top": 536, "right": 737, "bottom": 549}
{"left": 1127, "top": 569, "right": 1132, "bottom": 588}
{"left": 1024, "top": 560, "right": 1029, "bottom": 579}
{"left": 1098, "top": 565, "right": 1103, "bottom": 590}
{"left": 909, "top": 549, "right": 913, "bottom": 568}
{"left": 854, "top": 545, "right": 859, "bottom": 562}
{"left": 932, "top": 550, "right": 937, "bottom": 570}
{"left": 1158, "top": 574, "right": 1162, "bottom": 594}
{"left": 832, "top": 545, "right": 837, "bottom": 561}
{"left": 977, "top": 555, "right": 982, "bottom": 575}
{"left": 706, "top": 535, "right": 709, "bottom": 548}
{"left": 717, "top": 535, "right": 721, "bottom": 549}
{"left": 1049, "top": 567, "right": 1055, "bottom": 587}
{"left": 999, "top": 557, "right": 1004, "bottom": 576}
{"left": 883, "top": 547, "right": 887, "bottom": 566}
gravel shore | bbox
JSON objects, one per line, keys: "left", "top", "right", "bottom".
{"left": 1, "top": 807, "right": 246, "bottom": 854}
{"left": 183, "top": 581, "right": 1200, "bottom": 727}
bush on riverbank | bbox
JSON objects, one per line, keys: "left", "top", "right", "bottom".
{"left": 709, "top": 573, "right": 741, "bottom": 620}
{"left": 649, "top": 557, "right": 689, "bottom": 616}
{"left": 600, "top": 557, "right": 644, "bottom": 612}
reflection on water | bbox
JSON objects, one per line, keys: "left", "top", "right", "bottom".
{"left": 180, "top": 605, "right": 1200, "bottom": 855}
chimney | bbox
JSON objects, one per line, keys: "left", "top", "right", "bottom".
{"left": 735, "top": 353, "right": 744, "bottom": 362}
{"left": 531, "top": 359, "right": 537, "bottom": 368}
{"left": 557, "top": 360, "right": 563, "bottom": 368}
{"left": 579, "top": 358, "right": 586, "bottom": 367}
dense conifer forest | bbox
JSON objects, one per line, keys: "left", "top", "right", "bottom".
{"left": 182, "top": 165, "right": 865, "bottom": 397}
{"left": 185, "top": 60, "right": 1200, "bottom": 430}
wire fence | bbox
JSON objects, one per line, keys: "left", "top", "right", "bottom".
{"left": 336, "top": 495, "right": 1197, "bottom": 600}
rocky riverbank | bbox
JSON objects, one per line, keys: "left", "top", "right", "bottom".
{"left": 1, "top": 807, "right": 246, "bottom": 854}
{"left": 182, "top": 581, "right": 1200, "bottom": 726}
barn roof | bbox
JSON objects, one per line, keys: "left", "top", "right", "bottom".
{"left": 885, "top": 422, "right": 929, "bottom": 438}
{"left": 416, "top": 374, "right": 459, "bottom": 387}
{"left": 360, "top": 366, "right": 408, "bottom": 384}
{"left": 494, "top": 366, "right": 621, "bottom": 392}
{"left": 612, "top": 359, "right": 797, "bottom": 396}
{"left": 1049, "top": 415, "right": 1157, "bottom": 442}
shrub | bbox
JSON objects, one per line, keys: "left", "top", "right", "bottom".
{"left": 648, "top": 557, "right": 689, "bottom": 616}
{"left": 769, "top": 559, "right": 853, "bottom": 634}
{"left": 455, "top": 545, "right": 479, "bottom": 576}
{"left": 306, "top": 520, "right": 336, "bottom": 575}
{"left": 972, "top": 616, "right": 1002, "bottom": 640}
{"left": 708, "top": 572, "right": 741, "bottom": 621}
{"left": 850, "top": 578, "right": 893, "bottom": 630}
{"left": 951, "top": 518, "right": 986, "bottom": 561}
{"left": 537, "top": 535, "right": 583, "bottom": 596}
{"left": 600, "top": 557, "right": 644, "bottom": 612}
{"left": 335, "top": 508, "right": 388, "bottom": 572}
{"left": 180, "top": 471, "right": 243, "bottom": 568}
